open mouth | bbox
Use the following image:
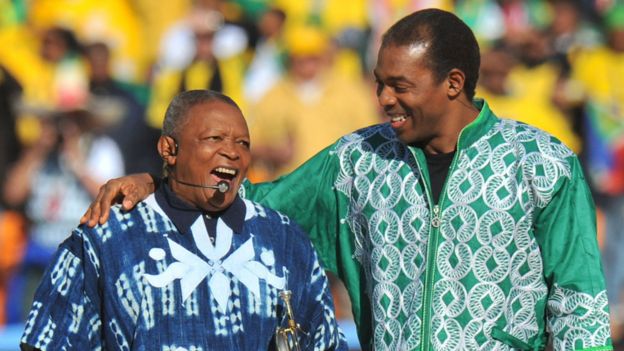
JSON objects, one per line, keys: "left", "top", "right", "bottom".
{"left": 388, "top": 113, "right": 408, "bottom": 129}
{"left": 390, "top": 115, "right": 407, "bottom": 123}
{"left": 211, "top": 166, "right": 238, "bottom": 181}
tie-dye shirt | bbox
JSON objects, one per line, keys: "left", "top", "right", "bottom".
{"left": 20, "top": 185, "right": 347, "bottom": 351}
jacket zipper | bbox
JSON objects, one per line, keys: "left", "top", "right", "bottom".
{"left": 416, "top": 141, "right": 464, "bottom": 351}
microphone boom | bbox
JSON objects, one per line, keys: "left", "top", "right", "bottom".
{"left": 172, "top": 177, "right": 230, "bottom": 193}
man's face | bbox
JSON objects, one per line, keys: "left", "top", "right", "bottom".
{"left": 172, "top": 100, "right": 251, "bottom": 212}
{"left": 374, "top": 44, "right": 451, "bottom": 146}
{"left": 290, "top": 54, "right": 325, "bottom": 82}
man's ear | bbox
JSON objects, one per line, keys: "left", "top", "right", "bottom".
{"left": 157, "top": 135, "right": 177, "bottom": 167}
{"left": 447, "top": 68, "right": 466, "bottom": 98}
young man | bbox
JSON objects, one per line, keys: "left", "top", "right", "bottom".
{"left": 82, "top": 9, "right": 613, "bottom": 351}
{"left": 21, "top": 90, "right": 347, "bottom": 350}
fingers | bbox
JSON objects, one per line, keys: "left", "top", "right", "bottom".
{"left": 80, "top": 175, "right": 151, "bottom": 227}
{"left": 80, "top": 179, "right": 119, "bottom": 227}
{"left": 82, "top": 183, "right": 106, "bottom": 227}
{"left": 96, "top": 180, "right": 122, "bottom": 225}
{"left": 120, "top": 184, "right": 140, "bottom": 211}
{"left": 79, "top": 208, "right": 91, "bottom": 225}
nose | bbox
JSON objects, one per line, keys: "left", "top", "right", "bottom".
{"left": 377, "top": 85, "right": 397, "bottom": 108}
{"left": 218, "top": 140, "right": 239, "bottom": 160}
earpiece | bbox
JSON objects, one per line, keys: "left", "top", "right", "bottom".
{"left": 171, "top": 142, "right": 178, "bottom": 156}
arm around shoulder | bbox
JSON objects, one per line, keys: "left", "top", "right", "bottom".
{"left": 80, "top": 172, "right": 158, "bottom": 227}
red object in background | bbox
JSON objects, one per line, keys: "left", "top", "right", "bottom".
{"left": 0, "top": 211, "right": 26, "bottom": 326}
{"left": 606, "top": 144, "right": 624, "bottom": 195}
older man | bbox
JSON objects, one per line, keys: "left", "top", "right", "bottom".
{"left": 21, "top": 90, "right": 347, "bottom": 350}
{"left": 82, "top": 9, "right": 612, "bottom": 351}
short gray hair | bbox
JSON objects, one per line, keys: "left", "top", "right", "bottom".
{"left": 162, "top": 90, "right": 241, "bottom": 138}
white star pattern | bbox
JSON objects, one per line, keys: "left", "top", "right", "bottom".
{"left": 144, "top": 201, "right": 285, "bottom": 313}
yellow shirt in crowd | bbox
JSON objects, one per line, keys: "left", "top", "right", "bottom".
{"left": 249, "top": 73, "right": 379, "bottom": 178}
{"left": 477, "top": 62, "right": 581, "bottom": 153}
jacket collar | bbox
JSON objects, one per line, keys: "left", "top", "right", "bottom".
{"left": 455, "top": 99, "right": 497, "bottom": 150}
{"left": 405, "top": 99, "right": 497, "bottom": 154}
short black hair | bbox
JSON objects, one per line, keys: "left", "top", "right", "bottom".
{"left": 46, "top": 26, "right": 83, "bottom": 55}
{"left": 381, "top": 8, "right": 480, "bottom": 100}
{"left": 162, "top": 89, "right": 241, "bottom": 138}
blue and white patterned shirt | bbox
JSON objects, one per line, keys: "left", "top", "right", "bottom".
{"left": 21, "top": 184, "right": 347, "bottom": 350}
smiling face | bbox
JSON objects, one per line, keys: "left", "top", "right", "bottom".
{"left": 163, "top": 100, "right": 251, "bottom": 212}
{"left": 374, "top": 44, "right": 454, "bottom": 147}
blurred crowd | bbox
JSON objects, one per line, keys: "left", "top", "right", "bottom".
{"left": 0, "top": 0, "right": 623, "bottom": 348}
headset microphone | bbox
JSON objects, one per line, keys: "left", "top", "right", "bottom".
{"left": 171, "top": 178, "right": 230, "bottom": 193}
{"left": 168, "top": 139, "right": 230, "bottom": 193}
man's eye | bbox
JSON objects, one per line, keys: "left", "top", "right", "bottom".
{"left": 394, "top": 86, "right": 408, "bottom": 93}
{"left": 238, "top": 140, "right": 251, "bottom": 148}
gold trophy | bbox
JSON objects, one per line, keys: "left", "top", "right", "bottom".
{"left": 275, "top": 290, "right": 303, "bottom": 351}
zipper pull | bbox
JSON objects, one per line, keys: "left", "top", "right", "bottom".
{"left": 431, "top": 205, "right": 440, "bottom": 228}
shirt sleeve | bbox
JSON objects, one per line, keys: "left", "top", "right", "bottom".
{"left": 533, "top": 156, "right": 613, "bottom": 350}
{"left": 285, "top": 224, "right": 348, "bottom": 351}
{"left": 20, "top": 228, "right": 103, "bottom": 350}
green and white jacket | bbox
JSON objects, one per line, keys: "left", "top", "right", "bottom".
{"left": 244, "top": 100, "right": 612, "bottom": 351}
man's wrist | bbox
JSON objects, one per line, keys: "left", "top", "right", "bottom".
{"left": 148, "top": 173, "right": 162, "bottom": 191}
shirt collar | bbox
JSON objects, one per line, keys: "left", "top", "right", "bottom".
{"left": 155, "top": 181, "right": 246, "bottom": 234}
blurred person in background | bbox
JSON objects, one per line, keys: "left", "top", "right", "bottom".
{"left": 257, "top": 0, "right": 371, "bottom": 79}
{"left": 0, "top": 65, "right": 26, "bottom": 326}
{"left": 148, "top": 5, "right": 246, "bottom": 129}
{"left": 85, "top": 41, "right": 161, "bottom": 175}
{"left": 248, "top": 25, "right": 378, "bottom": 181}
{"left": 546, "top": 0, "right": 602, "bottom": 63}
{"left": 476, "top": 34, "right": 581, "bottom": 154}
{"left": 495, "top": 29, "right": 581, "bottom": 153}
{"left": 0, "top": 66, "right": 23, "bottom": 208}
{"left": 31, "top": 26, "right": 90, "bottom": 115}
{"left": 243, "top": 6, "right": 286, "bottom": 104}
{"left": 28, "top": 0, "right": 148, "bottom": 83}
{"left": 564, "top": 3, "right": 624, "bottom": 345}
{"left": 156, "top": 0, "right": 246, "bottom": 72}
{"left": 11, "top": 26, "right": 90, "bottom": 146}
{"left": 1, "top": 26, "right": 91, "bottom": 322}
{"left": 476, "top": 44, "right": 517, "bottom": 106}
{"left": 3, "top": 99, "right": 124, "bottom": 322}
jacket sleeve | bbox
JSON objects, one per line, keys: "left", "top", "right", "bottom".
{"left": 243, "top": 145, "right": 342, "bottom": 273}
{"left": 533, "top": 156, "right": 612, "bottom": 351}
{"left": 244, "top": 137, "right": 372, "bottom": 345}
{"left": 20, "top": 228, "right": 103, "bottom": 350}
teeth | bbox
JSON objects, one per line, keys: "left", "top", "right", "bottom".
{"left": 215, "top": 167, "right": 236, "bottom": 175}
{"left": 391, "top": 115, "right": 406, "bottom": 122}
